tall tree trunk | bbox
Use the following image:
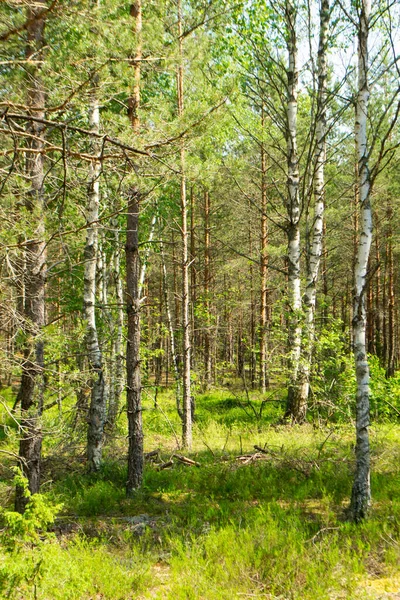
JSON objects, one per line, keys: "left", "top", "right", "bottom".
{"left": 387, "top": 197, "right": 395, "bottom": 377}
{"left": 284, "top": 0, "right": 302, "bottom": 422}
{"left": 190, "top": 187, "right": 197, "bottom": 369}
{"left": 85, "top": 81, "right": 107, "bottom": 473}
{"left": 374, "top": 228, "right": 382, "bottom": 359}
{"left": 260, "top": 105, "right": 269, "bottom": 393}
{"left": 294, "top": 0, "right": 329, "bottom": 420}
{"left": 128, "top": 1, "right": 142, "bottom": 133}
{"left": 108, "top": 222, "right": 124, "bottom": 426}
{"left": 160, "top": 237, "right": 182, "bottom": 417}
{"left": 126, "top": 189, "right": 143, "bottom": 494}
{"left": 126, "top": 0, "right": 143, "bottom": 494}
{"left": 15, "top": 1, "right": 47, "bottom": 512}
{"left": 350, "top": 0, "right": 372, "bottom": 522}
{"left": 177, "top": 0, "right": 192, "bottom": 448}
{"left": 204, "top": 190, "right": 212, "bottom": 389}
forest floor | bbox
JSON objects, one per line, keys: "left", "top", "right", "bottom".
{"left": 2, "top": 388, "right": 400, "bottom": 599}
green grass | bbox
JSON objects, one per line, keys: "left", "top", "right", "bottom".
{"left": 2, "top": 387, "right": 400, "bottom": 598}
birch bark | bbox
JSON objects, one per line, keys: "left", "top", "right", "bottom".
{"left": 350, "top": 0, "right": 372, "bottom": 522}
{"left": 260, "top": 106, "right": 269, "bottom": 393}
{"left": 85, "top": 82, "right": 107, "bottom": 473}
{"left": 177, "top": 0, "right": 192, "bottom": 448}
{"left": 284, "top": 0, "right": 302, "bottom": 422}
{"left": 294, "top": 0, "right": 329, "bottom": 418}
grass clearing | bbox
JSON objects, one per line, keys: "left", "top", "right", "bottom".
{"left": 2, "top": 388, "right": 400, "bottom": 598}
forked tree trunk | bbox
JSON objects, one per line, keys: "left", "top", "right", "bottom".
{"left": 85, "top": 81, "right": 107, "bottom": 473}
{"left": 284, "top": 0, "right": 302, "bottom": 422}
{"left": 177, "top": 0, "right": 192, "bottom": 448}
{"left": 126, "top": 189, "right": 143, "bottom": 494}
{"left": 294, "top": 0, "right": 329, "bottom": 419}
{"left": 15, "top": 1, "right": 47, "bottom": 513}
{"left": 350, "top": 0, "right": 372, "bottom": 523}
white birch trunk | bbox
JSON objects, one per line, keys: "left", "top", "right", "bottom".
{"left": 284, "top": 0, "right": 302, "bottom": 422}
{"left": 160, "top": 237, "right": 182, "bottom": 418}
{"left": 351, "top": 0, "right": 372, "bottom": 522}
{"left": 85, "top": 85, "right": 107, "bottom": 472}
{"left": 139, "top": 212, "right": 157, "bottom": 299}
{"left": 177, "top": 0, "right": 192, "bottom": 448}
{"left": 295, "top": 0, "right": 329, "bottom": 418}
{"left": 108, "top": 223, "right": 124, "bottom": 426}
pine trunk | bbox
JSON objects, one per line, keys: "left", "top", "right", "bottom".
{"left": 15, "top": 1, "right": 47, "bottom": 512}
{"left": 126, "top": 189, "right": 143, "bottom": 494}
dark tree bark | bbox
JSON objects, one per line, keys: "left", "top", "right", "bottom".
{"left": 15, "top": 1, "right": 47, "bottom": 513}
{"left": 126, "top": 189, "right": 143, "bottom": 494}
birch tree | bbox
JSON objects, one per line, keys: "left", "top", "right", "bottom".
{"left": 283, "top": 0, "right": 302, "bottom": 422}
{"left": 85, "top": 78, "right": 107, "bottom": 472}
{"left": 350, "top": 0, "right": 372, "bottom": 522}
{"left": 294, "top": 0, "right": 330, "bottom": 419}
{"left": 177, "top": 0, "right": 193, "bottom": 449}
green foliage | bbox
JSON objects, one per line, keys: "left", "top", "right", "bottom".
{"left": 1, "top": 468, "right": 62, "bottom": 550}
{"left": 310, "top": 321, "right": 356, "bottom": 422}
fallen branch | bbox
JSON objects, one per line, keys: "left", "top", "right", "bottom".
{"left": 172, "top": 454, "right": 201, "bottom": 467}
{"left": 157, "top": 460, "right": 174, "bottom": 471}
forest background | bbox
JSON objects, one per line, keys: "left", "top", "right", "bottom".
{"left": 1, "top": 0, "right": 400, "bottom": 598}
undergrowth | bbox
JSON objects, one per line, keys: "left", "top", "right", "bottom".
{"left": 1, "top": 388, "right": 400, "bottom": 598}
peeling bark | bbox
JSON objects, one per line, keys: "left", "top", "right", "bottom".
{"left": 85, "top": 82, "right": 107, "bottom": 473}
{"left": 177, "top": 0, "right": 192, "bottom": 448}
{"left": 294, "top": 0, "right": 329, "bottom": 420}
{"left": 284, "top": 0, "right": 302, "bottom": 422}
{"left": 350, "top": 0, "right": 372, "bottom": 523}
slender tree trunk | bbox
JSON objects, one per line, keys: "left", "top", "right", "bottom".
{"left": 248, "top": 217, "right": 256, "bottom": 388}
{"left": 15, "top": 1, "right": 47, "bottom": 512}
{"left": 108, "top": 223, "right": 124, "bottom": 426}
{"left": 177, "top": 0, "right": 192, "bottom": 448}
{"left": 294, "top": 0, "right": 329, "bottom": 420}
{"left": 161, "top": 238, "right": 182, "bottom": 417}
{"left": 387, "top": 198, "right": 395, "bottom": 377}
{"left": 190, "top": 187, "right": 197, "bottom": 369}
{"left": 126, "top": 189, "right": 143, "bottom": 494}
{"left": 374, "top": 228, "right": 382, "bottom": 359}
{"left": 284, "top": 0, "right": 302, "bottom": 422}
{"left": 204, "top": 190, "right": 212, "bottom": 388}
{"left": 260, "top": 105, "right": 269, "bottom": 393}
{"left": 128, "top": 1, "right": 142, "bottom": 132}
{"left": 85, "top": 81, "right": 107, "bottom": 473}
{"left": 350, "top": 0, "right": 372, "bottom": 522}
{"left": 126, "top": 0, "right": 143, "bottom": 494}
